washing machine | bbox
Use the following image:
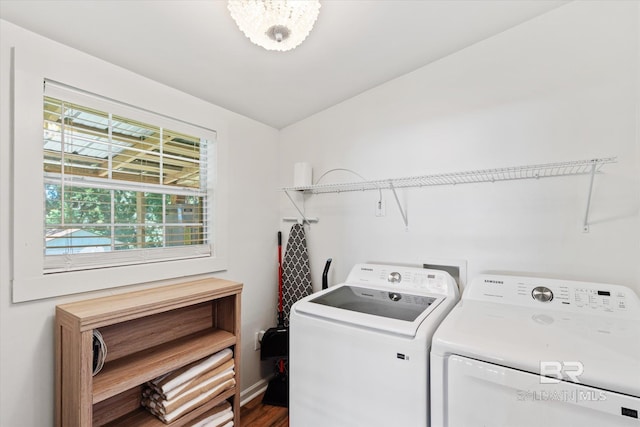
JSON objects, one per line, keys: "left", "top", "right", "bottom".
{"left": 290, "top": 263, "right": 460, "bottom": 427}
{"left": 431, "top": 274, "right": 640, "bottom": 427}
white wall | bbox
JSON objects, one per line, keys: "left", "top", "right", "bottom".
{"left": 2, "top": 1, "right": 639, "bottom": 425}
{"left": 279, "top": 1, "right": 640, "bottom": 294}
{"left": 0, "top": 20, "right": 280, "bottom": 426}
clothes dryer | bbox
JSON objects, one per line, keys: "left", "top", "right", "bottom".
{"left": 431, "top": 274, "right": 640, "bottom": 427}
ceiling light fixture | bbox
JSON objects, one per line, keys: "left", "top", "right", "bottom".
{"left": 228, "top": 0, "right": 321, "bottom": 52}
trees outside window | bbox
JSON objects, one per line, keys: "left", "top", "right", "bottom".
{"left": 43, "top": 88, "right": 212, "bottom": 272}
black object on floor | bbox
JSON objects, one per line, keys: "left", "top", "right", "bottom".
{"left": 262, "top": 370, "right": 288, "bottom": 407}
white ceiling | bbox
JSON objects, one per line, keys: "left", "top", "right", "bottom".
{"left": 0, "top": 0, "right": 567, "bottom": 129}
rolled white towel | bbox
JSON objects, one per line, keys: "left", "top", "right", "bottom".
{"left": 162, "top": 368, "right": 235, "bottom": 414}
{"left": 152, "top": 349, "right": 232, "bottom": 394}
{"left": 162, "top": 378, "right": 236, "bottom": 423}
{"left": 164, "top": 362, "right": 234, "bottom": 402}
{"left": 191, "top": 406, "right": 232, "bottom": 427}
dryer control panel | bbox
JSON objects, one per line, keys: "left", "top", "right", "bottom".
{"left": 345, "top": 264, "right": 459, "bottom": 297}
{"left": 465, "top": 274, "right": 640, "bottom": 318}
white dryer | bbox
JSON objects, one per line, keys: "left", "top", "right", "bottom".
{"left": 290, "top": 263, "right": 460, "bottom": 427}
{"left": 431, "top": 274, "right": 640, "bottom": 427}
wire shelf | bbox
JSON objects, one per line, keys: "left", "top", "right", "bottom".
{"left": 281, "top": 158, "right": 617, "bottom": 194}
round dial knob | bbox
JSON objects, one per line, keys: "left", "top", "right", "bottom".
{"left": 388, "top": 292, "right": 402, "bottom": 302}
{"left": 388, "top": 272, "right": 402, "bottom": 283}
{"left": 531, "top": 286, "right": 554, "bottom": 303}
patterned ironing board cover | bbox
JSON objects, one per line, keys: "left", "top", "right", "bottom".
{"left": 281, "top": 223, "right": 312, "bottom": 325}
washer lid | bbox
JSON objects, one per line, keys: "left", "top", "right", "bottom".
{"left": 310, "top": 285, "right": 437, "bottom": 321}
{"left": 294, "top": 284, "right": 448, "bottom": 337}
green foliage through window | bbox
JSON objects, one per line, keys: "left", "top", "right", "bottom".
{"left": 43, "top": 94, "right": 210, "bottom": 258}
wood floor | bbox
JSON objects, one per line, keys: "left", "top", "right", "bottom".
{"left": 240, "top": 392, "right": 289, "bottom": 427}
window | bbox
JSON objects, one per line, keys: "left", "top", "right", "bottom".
{"left": 12, "top": 48, "right": 227, "bottom": 302}
{"left": 42, "top": 82, "right": 215, "bottom": 273}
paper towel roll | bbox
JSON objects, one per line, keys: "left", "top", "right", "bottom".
{"left": 294, "top": 162, "right": 313, "bottom": 187}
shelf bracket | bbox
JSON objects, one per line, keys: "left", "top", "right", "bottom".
{"left": 389, "top": 181, "right": 409, "bottom": 229}
{"left": 284, "top": 190, "right": 313, "bottom": 225}
{"left": 582, "top": 162, "right": 597, "bottom": 233}
{"left": 283, "top": 216, "right": 319, "bottom": 224}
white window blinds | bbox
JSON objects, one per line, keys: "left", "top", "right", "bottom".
{"left": 43, "top": 81, "right": 216, "bottom": 273}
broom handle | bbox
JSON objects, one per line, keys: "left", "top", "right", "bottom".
{"left": 277, "top": 232, "right": 283, "bottom": 315}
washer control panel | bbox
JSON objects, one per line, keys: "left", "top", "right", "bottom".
{"left": 465, "top": 274, "right": 640, "bottom": 318}
{"left": 345, "top": 263, "right": 458, "bottom": 297}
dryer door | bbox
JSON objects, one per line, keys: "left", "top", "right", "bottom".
{"left": 440, "top": 355, "right": 639, "bottom": 427}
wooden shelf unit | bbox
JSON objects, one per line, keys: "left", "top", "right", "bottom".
{"left": 55, "top": 278, "right": 242, "bottom": 427}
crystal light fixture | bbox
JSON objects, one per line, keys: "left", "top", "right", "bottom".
{"left": 228, "top": 0, "right": 321, "bottom": 52}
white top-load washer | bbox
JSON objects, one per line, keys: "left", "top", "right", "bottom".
{"left": 431, "top": 274, "right": 640, "bottom": 427}
{"left": 290, "top": 263, "right": 460, "bottom": 427}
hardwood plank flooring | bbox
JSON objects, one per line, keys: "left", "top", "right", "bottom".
{"left": 240, "top": 392, "right": 289, "bottom": 427}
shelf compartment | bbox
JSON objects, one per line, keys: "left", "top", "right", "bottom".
{"left": 92, "top": 328, "right": 236, "bottom": 404}
{"left": 102, "top": 388, "right": 236, "bottom": 427}
{"left": 93, "top": 385, "right": 143, "bottom": 426}
{"left": 99, "top": 302, "right": 214, "bottom": 363}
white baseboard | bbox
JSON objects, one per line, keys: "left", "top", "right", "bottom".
{"left": 240, "top": 378, "right": 269, "bottom": 407}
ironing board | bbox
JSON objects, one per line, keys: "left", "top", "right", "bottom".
{"left": 281, "top": 223, "right": 312, "bottom": 325}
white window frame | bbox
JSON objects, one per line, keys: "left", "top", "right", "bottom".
{"left": 12, "top": 47, "right": 227, "bottom": 302}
